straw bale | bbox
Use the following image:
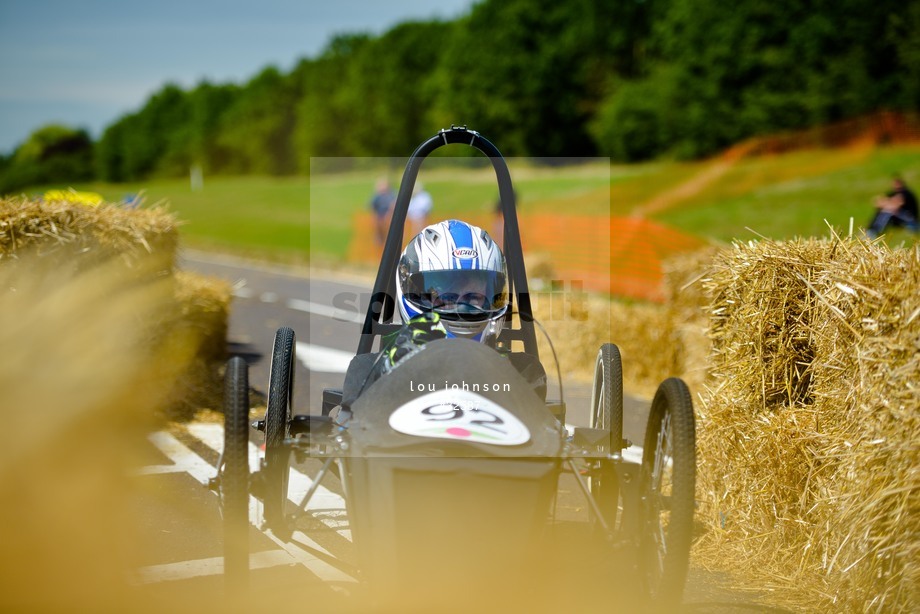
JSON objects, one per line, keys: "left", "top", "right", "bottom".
{"left": 662, "top": 247, "right": 719, "bottom": 393}
{"left": 536, "top": 293, "right": 654, "bottom": 390}
{"left": 534, "top": 247, "right": 715, "bottom": 396}
{"left": 0, "top": 196, "right": 229, "bottom": 420}
{"left": 163, "top": 271, "right": 232, "bottom": 419}
{"left": 0, "top": 195, "right": 178, "bottom": 273}
{"left": 0, "top": 249, "right": 187, "bottom": 610}
{"left": 172, "top": 270, "right": 231, "bottom": 363}
{"left": 694, "top": 236, "right": 920, "bottom": 612}
{"left": 487, "top": 236, "right": 917, "bottom": 611}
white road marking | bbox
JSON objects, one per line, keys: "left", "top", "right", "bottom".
{"left": 188, "top": 424, "right": 352, "bottom": 541}
{"left": 287, "top": 466, "right": 352, "bottom": 540}
{"left": 132, "top": 463, "right": 189, "bottom": 476}
{"left": 146, "top": 432, "right": 218, "bottom": 483}
{"left": 135, "top": 550, "right": 295, "bottom": 584}
{"left": 295, "top": 342, "right": 352, "bottom": 374}
{"left": 145, "top": 429, "right": 356, "bottom": 585}
{"left": 287, "top": 298, "right": 364, "bottom": 324}
{"left": 260, "top": 292, "right": 279, "bottom": 303}
{"left": 256, "top": 528, "right": 354, "bottom": 584}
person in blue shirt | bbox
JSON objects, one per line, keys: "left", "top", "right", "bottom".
{"left": 369, "top": 179, "right": 396, "bottom": 247}
{"left": 867, "top": 176, "right": 919, "bottom": 239}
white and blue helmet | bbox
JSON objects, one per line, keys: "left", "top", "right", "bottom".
{"left": 396, "top": 219, "right": 508, "bottom": 342}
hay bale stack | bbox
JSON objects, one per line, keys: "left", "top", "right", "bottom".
{"left": 173, "top": 270, "right": 231, "bottom": 365}
{"left": 661, "top": 247, "right": 718, "bottom": 393}
{"left": 663, "top": 246, "right": 716, "bottom": 324}
{"left": 535, "top": 290, "right": 693, "bottom": 397}
{"left": 0, "top": 195, "right": 178, "bottom": 271}
{"left": 0, "top": 250, "right": 183, "bottom": 611}
{"left": 166, "top": 271, "right": 233, "bottom": 419}
{"left": 0, "top": 195, "right": 234, "bottom": 608}
{"left": 694, "top": 236, "right": 919, "bottom": 612}
{"left": 0, "top": 195, "right": 230, "bottom": 419}
{"left": 609, "top": 300, "right": 680, "bottom": 396}
{"left": 534, "top": 247, "right": 716, "bottom": 395}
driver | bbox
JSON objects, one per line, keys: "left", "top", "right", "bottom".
{"left": 395, "top": 219, "right": 508, "bottom": 344}
{"left": 346, "top": 219, "right": 546, "bottom": 404}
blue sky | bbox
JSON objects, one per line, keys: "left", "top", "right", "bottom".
{"left": 0, "top": 0, "right": 477, "bottom": 154}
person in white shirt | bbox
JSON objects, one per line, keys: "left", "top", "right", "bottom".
{"left": 407, "top": 183, "right": 433, "bottom": 235}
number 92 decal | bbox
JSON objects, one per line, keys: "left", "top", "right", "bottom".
{"left": 389, "top": 390, "right": 531, "bottom": 446}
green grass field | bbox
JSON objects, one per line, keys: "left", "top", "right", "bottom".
{"left": 23, "top": 144, "right": 920, "bottom": 261}
{"left": 655, "top": 145, "right": 920, "bottom": 243}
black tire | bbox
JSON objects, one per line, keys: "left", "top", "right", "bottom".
{"left": 639, "top": 377, "right": 696, "bottom": 609}
{"left": 222, "top": 356, "right": 250, "bottom": 588}
{"left": 263, "top": 327, "right": 294, "bottom": 533}
{"left": 588, "top": 344, "right": 624, "bottom": 530}
{"left": 591, "top": 343, "right": 624, "bottom": 450}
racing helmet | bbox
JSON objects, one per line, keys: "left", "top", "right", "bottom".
{"left": 396, "top": 219, "right": 508, "bottom": 342}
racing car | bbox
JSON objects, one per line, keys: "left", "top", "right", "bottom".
{"left": 213, "top": 126, "right": 696, "bottom": 610}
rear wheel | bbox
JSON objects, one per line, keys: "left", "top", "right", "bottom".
{"left": 588, "top": 343, "right": 623, "bottom": 530}
{"left": 639, "top": 377, "right": 696, "bottom": 609}
{"left": 263, "top": 327, "right": 295, "bottom": 535}
{"left": 222, "top": 356, "right": 250, "bottom": 587}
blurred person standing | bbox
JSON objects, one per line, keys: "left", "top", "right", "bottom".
{"left": 866, "top": 176, "right": 918, "bottom": 239}
{"left": 370, "top": 178, "right": 396, "bottom": 246}
{"left": 407, "top": 183, "right": 433, "bottom": 236}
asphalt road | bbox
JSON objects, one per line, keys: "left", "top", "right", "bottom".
{"left": 126, "top": 250, "right": 789, "bottom": 613}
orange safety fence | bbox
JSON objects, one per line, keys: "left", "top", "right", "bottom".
{"left": 348, "top": 212, "right": 704, "bottom": 303}
{"left": 738, "top": 110, "right": 920, "bottom": 156}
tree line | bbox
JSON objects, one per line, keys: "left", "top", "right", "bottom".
{"left": 2, "top": 0, "right": 917, "bottom": 191}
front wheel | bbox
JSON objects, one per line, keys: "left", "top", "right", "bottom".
{"left": 262, "top": 327, "right": 294, "bottom": 534}
{"left": 222, "top": 356, "right": 250, "bottom": 587}
{"left": 588, "top": 343, "right": 624, "bottom": 531}
{"left": 638, "top": 377, "right": 696, "bottom": 609}
{"left": 590, "top": 343, "right": 624, "bottom": 451}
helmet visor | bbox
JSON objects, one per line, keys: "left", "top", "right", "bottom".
{"left": 404, "top": 270, "right": 508, "bottom": 317}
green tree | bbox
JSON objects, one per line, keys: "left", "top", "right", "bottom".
{"left": 433, "top": 0, "right": 652, "bottom": 157}
{"left": 888, "top": 3, "right": 920, "bottom": 109}
{"left": 65, "top": 0, "right": 920, "bottom": 182}
{"left": 216, "top": 67, "right": 298, "bottom": 175}
{"left": 598, "top": 0, "right": 919, "bottom": 159}
{"left": 591, "top": 67, "right": 679, "bottom": 161}
{"left": 95, "top": 84, "right": 192, "bottom": 180}
{"left": 336, "top": 20, "right": 454, "bottom": 156}
{"left": 0, "top": 124, "right": 94, "bottom": 193}
{"left": 187, "top": 81, "right": 239, "bottom": 173}
{"left": 294, "top": 34, "right": 373, "bottom": 165}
